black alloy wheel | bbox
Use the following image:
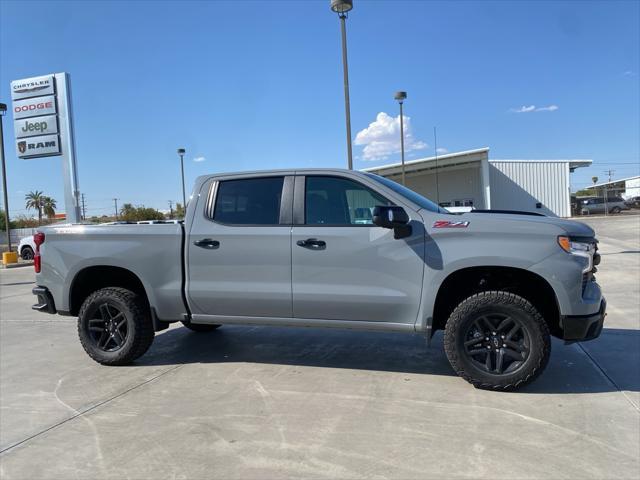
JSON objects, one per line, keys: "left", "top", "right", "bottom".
{"left": 21, "top": 246, "right": 34, "bottom": 260}
{"left": 88, "top": 303, "right": 129, "bottom": 352}
{"left": 462, "top": 313, "right": 530, "bottom": 375}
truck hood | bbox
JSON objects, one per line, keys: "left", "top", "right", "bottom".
{"left": 459, "top": 212, "right": 595, "bottom": 237}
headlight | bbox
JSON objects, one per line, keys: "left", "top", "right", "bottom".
{"left": 558, "top": 236, "right": 595, "bottom": 273}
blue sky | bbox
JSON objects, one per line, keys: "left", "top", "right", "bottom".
{"left": 1, "top": 0, "right": 639, "bottom": 218}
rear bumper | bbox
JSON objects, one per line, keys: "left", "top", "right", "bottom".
{"left": 561, "top": 298, "right": 606, "bottom": 342}
{"left": 32, "top": 286, "right": 57, "bottom": 314}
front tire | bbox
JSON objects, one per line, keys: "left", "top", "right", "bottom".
{"left": 610, "top": 206, "right": 621, "bottom": 214}
{"left": 78, "top": 287, "right": 155, "bottom": 365}
{"left": 444, "top": 291, "right": 550, "bottom": 391}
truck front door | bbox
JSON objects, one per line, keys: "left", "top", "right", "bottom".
{"left": 291, "top": 174, "right": 425, "bottom": 326}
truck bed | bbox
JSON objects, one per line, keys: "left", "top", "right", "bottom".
{"left": 37, "top": 223, "right": 187, "bottom": 321}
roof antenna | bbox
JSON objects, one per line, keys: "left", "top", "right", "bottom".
{"left": 433, "top": 126, "right": 440, "bottom": 205}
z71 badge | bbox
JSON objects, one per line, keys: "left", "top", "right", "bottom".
{"left": 433, "top": 220, "right": 470, "bottom": 228}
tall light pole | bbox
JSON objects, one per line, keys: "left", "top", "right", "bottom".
{"left": 177, "top": 148, "right": 186, "bottom": 208}
{"left": 0, "top": 103, "right": 11, "bottom": 252}
{"left": 394, "top": 91, "right": 407, "bottom": 185}
{"left": 330, "top": 0, "right": 354, "bottom": 170}
{"left": 113, "top": 198, "right": 119, "bottom": 220}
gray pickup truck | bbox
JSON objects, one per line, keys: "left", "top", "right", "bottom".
{"left": 32, "top": 169, "right": 606, "bottom": 390}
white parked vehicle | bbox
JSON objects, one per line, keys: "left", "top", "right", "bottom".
{"left": 18, "top": 235, "right": 36, "bottom": 260}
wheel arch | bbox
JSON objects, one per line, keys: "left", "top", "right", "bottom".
{"left": 432, "top": 266, "right": 562, "bottom": 338}
{"left": 69, "top": 265, "right": 150, "bottom": 317}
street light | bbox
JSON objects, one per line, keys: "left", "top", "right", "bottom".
{"left": 177, "top": 148, "right": 186, "bottom": 209}
{"left": 394, "top": 91, "right": 407, "bottom": 185}
{"left": 0, "top": 103, "right": 11, "bottom": 252}
{"left": 330, "top": 0, "right": 354, "bottom": 170}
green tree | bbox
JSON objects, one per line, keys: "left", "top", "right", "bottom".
{"left": 25, "top": 190, "right": 45, "bottom": 225}
{"left": 0, "top": 209, "right": 14, "bottom": 231}
{"left": 120, "top": 203, "right": 136, "bottom": 222}
{"left": 175, "top": 203, "right": 185, "bottom": 219}
{"left": 119, "top": 203, "right": 165, "bottom": 222}
{"left": 42, "top": 196, "right": 57, "bottom": 219}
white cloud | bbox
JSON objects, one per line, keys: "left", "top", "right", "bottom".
{"left": 623, "top": 70, "right": 637, "bottom": 77}
{"left": 436, "top": 147, "right": 448, "bottom": 154}
{"left": 511, "top": 104, "right": 559, "bottom": 113}
{"left": 193, "top": 156, "right": 206, "bottom": 162}
{"left": 354, "top": 112, "right": 428, "bottom": 161}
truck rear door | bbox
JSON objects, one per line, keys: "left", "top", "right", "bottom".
{"left": 186, "top": 174, "right": 293, "bottom": 318}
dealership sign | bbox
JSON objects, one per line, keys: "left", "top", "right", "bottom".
{"left": 11, "top": 75, "right": 61, "bottom": 158}
{"left": 10, "top": 72, "right": 81, "bottom": 223}
{"left": 11, "top": 74, "right": 55, "bottom": 100}
{"left": 14, "top": 115, "right": 59, "bottom": 137}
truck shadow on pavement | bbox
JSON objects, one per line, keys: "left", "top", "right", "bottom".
{"left": 137, "top": 326, "right": 639, "bottom": 395}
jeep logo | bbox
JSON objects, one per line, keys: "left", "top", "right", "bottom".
{"left": 21, "top": 120, "right": 48, "bottom": 134}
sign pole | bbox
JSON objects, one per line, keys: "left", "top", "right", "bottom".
{"left": 55, "top": 73, "right": 81, "bottom": 223}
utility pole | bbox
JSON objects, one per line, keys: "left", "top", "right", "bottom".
{"left": 113, "top": 198, "right": 119, "bottom": 220}
{"left": 168, "top": 200, "right": 174, "bottom": 218}
{"left": 80, "top": 193, "right": 86, "bottom": 220}
{"left": 604, "top": 169, "right": 615, "bottom": 183}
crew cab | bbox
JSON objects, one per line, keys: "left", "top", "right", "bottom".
{"left": 31, "top": 169, "right": 606, "bottom": 390}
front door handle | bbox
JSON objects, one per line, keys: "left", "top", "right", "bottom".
{"left": 194, "top": 238, "right": 220, "bottom": 249}
{"left": 296, "top": 238, "right": 326, "bottom": 250}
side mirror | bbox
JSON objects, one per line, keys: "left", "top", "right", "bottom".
{"left": 372, "top": 206, "right": 412, "bottom": 239}
{"left": 372, "top": 206, "right": 409, "bottom": 228}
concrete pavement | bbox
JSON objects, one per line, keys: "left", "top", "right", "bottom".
{"left": 0, "top": 216, "right": 638, "bottom": 479}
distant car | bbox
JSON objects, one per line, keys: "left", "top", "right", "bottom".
{"left": 580, "top": 196, "right": 630, "bottom": 215}
{"left": 624, "top": 196, "right": 640, "bottom": 209}
{"left": 18, "top": 235, "right": 36, "bottom": 260}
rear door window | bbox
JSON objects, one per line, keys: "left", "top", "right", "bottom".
{"left": 212, "top": 177, "right": 284, "bottom": 225}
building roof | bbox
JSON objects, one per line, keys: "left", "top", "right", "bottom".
{"left": 586, "top": 175, "right": 640, "bottom": 189}
{"left": 361, "top": 148, "right": 490, "bottom": 176}
{"left": 490, "top": 159, "right": 592, "bottom": 170}
{"left": 361, "top": 148, "right": 592, "bottom": 175}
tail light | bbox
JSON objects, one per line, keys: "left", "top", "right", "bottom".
{"left": 33, "top": 232, "right": 45, "bottom": 273}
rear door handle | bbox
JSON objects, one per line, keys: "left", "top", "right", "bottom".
{"left": 296, "top": 238, "right": 326, "bottom": 250}
{"left": 194, "top": 238, "right": 220, "bottom": 249}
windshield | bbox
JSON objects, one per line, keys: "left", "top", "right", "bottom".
{"left": 365, "top": 173, "right": 450, "bottom": 214}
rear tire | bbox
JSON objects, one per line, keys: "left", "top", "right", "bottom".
{"left": 78, "top": 287, "right": 155, "bottom": 365}
{"left": 444, "top": 291, "right": 550, "bottom": 391}
{"left": 181, "top": 321, "right": 220, "bottom": 332}
{"left": 20, "top": 246, "right": 34, "bottom": 260}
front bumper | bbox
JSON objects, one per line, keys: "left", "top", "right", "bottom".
{"left": 32, "top": 286, "right": 57, "bottom": 314}
{"left": 561, "top": 298, "right": 606, "bottom": 342}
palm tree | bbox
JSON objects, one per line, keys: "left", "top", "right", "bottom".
{"left": 25, "top": 190, "right": 44, "bottom": 225}
{"left": 42, "top": 196, "right": 57, "bottom": 219}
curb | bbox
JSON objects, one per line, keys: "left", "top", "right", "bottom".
{"left": 1, "top": 261, "right": 34, "bottom": 269}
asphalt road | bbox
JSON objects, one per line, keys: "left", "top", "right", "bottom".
{"left": 0, "top": 216, "right": 638, "bottom": 479}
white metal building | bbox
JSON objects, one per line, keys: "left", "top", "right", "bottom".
{"left": 585, "top": 175, "right": 640, "bottom": 199}
{"left": 362, "top": 148, "right": 592, "bottom": 217}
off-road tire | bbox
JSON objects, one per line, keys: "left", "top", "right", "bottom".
{"left": 78, "top": 287, "right": 155, "bottom": 365}
{"left": 444, "top": 291, "right": 551, "bottom": 391}
{"left": 181, "top": 321, "right": 220, "bottom": 332}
